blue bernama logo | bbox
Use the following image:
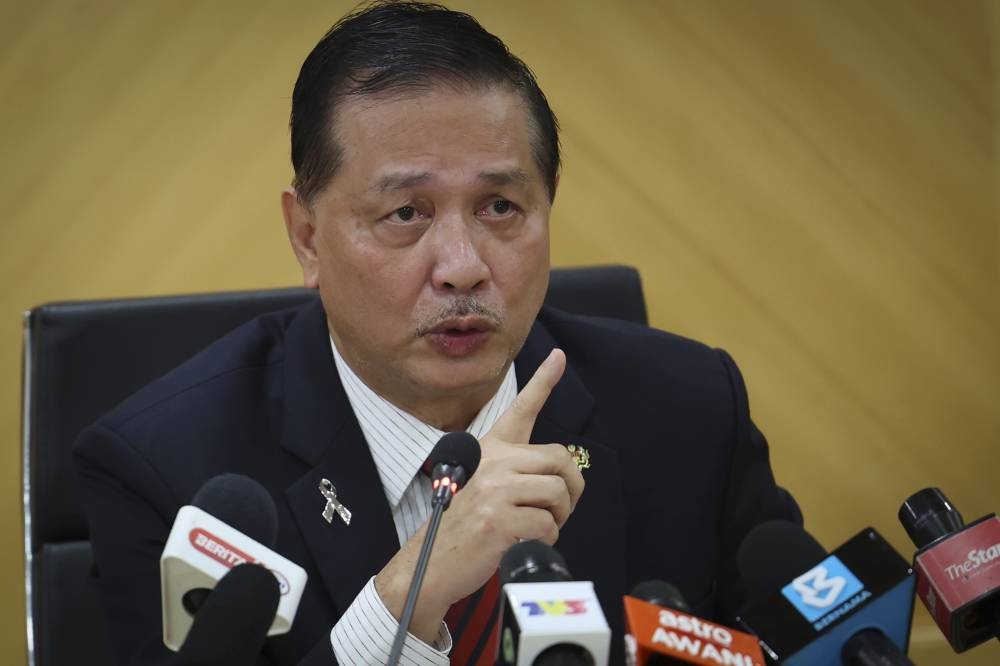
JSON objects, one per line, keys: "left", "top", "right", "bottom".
{"left": 782, "top": 555, "right": 865, "bottom": 623}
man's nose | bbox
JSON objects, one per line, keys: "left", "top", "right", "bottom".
{"left": 428, "top": 216, "right": 490, "bottom": 293}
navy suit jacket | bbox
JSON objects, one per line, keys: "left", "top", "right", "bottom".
{"left": 74, "top": 299, "right": 797, "bottom": 665}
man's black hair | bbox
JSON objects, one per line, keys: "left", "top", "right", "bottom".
{"left": 290, "top": 1, "right": 560, "bottom": 205}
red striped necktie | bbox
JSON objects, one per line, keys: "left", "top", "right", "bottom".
{"left": 446, "top": 572, "right": 500, "bottom": 665}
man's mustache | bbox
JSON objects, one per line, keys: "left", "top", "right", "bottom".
{"left": 415, "top": 297, "right": 503, "bottom": 336}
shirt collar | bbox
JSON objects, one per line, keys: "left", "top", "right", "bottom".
{"left": 330, "top": 336, "right": 517, "bottom": 508}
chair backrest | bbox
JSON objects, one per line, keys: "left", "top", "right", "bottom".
{"left": 21, "top": 265, "right": 646, "bottom": 666}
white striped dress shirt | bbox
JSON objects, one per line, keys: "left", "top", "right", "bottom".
{"left": 327, "top": 337, "right": 517, "bottom": 665}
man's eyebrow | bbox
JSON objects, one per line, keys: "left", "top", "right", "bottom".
{"left": 369, "top": 168, "right": 533, "bottom": 194}
{"left": 477, "top": 168, "right": 533, "bottom": 186}
{"left": 370, "top": 172, "right": 433, "bottom": 193}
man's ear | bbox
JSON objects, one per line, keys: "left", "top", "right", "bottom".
{"left": 281, "top": 187, "right": 320, "bottom": 288}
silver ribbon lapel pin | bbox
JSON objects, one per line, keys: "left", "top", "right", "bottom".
{"left": 319, "top": 478, "right": 352, "bottom": 525}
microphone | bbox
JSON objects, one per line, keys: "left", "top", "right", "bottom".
{"left": 428, "top": 429, "right": 481, "bottom": 508}
{"left": 387, "top": 431, "right": 481, "bottom": 666}
{"left": 630, "top": 581, "right": 691, "bottom": 613}
{"left": 173, "top": 562, "right": 280, "bottom": 665}
{"left": 160, "top": 474, "right": 308, "bottom": 651}
{"left": 898, "top": 487, "right": 1000, "bottom": 652}
{"left": 624, "top": 580, "right": 765, "bottom": 665}
{"left": 735, "top": 521, "right": 915, "bottom": 665}
{"left": 495, "top": 540, "right": 611, "bottom": 666}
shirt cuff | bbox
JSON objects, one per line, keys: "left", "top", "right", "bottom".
{"left": 330, "top": 576, "right": 452, "bottom": 665}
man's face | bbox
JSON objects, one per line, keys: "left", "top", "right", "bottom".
{"left": 284, "top": 85, "right": 552, "bottom": 419}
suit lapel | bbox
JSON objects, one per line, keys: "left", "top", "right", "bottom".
{"left": 516, "top": 315, "right": 628, "bottom": 636}
{"left": 278, "top": 300, "right": 400, "bottom": 613}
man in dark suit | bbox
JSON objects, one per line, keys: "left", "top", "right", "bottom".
{"left": 75, "top": 3, "right": 797, "bottom": 665}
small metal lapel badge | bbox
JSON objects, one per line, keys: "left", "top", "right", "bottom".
{"left": 319, "top": 478, "right": 352, "bottom": 525}
{"left": 566, "top": 444, "right": 591, "bottom": 471}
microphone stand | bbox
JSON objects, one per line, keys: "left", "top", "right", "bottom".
{"left": 386, "top": 463, "right": 466, "bottom": 666}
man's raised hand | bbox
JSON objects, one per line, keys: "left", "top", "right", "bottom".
{"left": 376, "top": 348, "right": 586, "bottom": 639}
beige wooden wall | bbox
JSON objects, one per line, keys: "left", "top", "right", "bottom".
{"left": 1, "top": 1, "right": 997, "bottom": 663}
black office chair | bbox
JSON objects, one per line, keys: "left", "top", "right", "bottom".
{"left": 20, "top": 265, "right": 646, "bottom": 666}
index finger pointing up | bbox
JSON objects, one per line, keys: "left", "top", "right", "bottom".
{"left": 490, "top": 348, "right": 566, "bottom": 444}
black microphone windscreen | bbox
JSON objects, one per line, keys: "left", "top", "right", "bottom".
{"left": 630, "top": 580, "right": 691, "bottom": 612}
{"left": 191, "top": 474, "right": 279, "bottom": 548}
{"left": 898, "top": 487, "right": 965, "bottom": 549}
{"left": 501, "top": 539, "right": 573, "bottom": 584}
{"left": 737, "top": 520, "right": 827, "bottom": 605}
{"left": 429, "top": 431, "right": 481, "bottom": 479}
{"left": 175, "top": 563, "right": 280, "bottom": 666}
